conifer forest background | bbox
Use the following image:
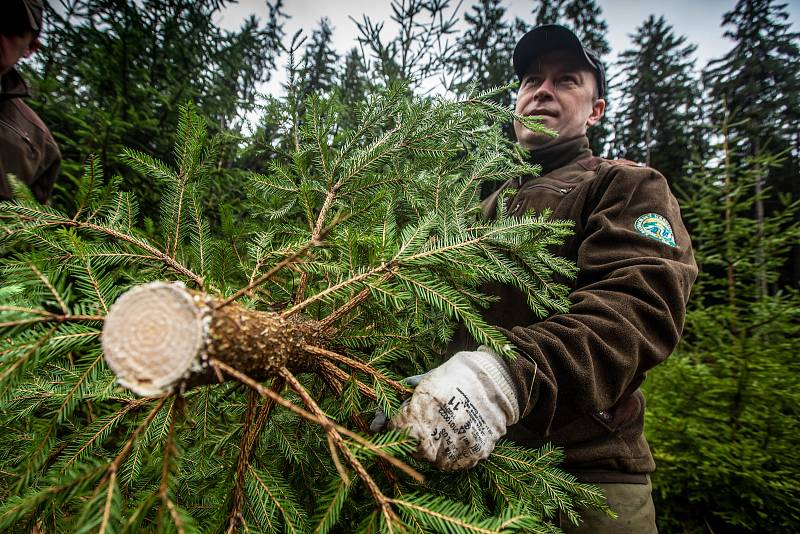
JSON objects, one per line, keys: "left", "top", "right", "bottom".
{"left": 1, "top": 0, "right": 799, "bottom": 532}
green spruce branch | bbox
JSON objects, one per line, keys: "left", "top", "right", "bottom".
{"left": 0, "top": 87, "right": 608, "bottom": 532}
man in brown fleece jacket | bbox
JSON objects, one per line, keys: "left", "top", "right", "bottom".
{"left": 0, "top": 0, "right": 61, "bottom": 203}
{"left": 389, "top": 25, "right": 697, "bottom": 532}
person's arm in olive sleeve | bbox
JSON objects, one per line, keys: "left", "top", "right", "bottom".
{"left": 501, "top": 165, "right": 698, "bottom": 435}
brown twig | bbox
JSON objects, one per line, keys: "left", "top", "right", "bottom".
{"left": 158, "top": 396, "right": 182, "bottom": 531}
{"left": 101, "top": 396, "right": 168, "bottom": 486}
{"left": 209, "top": 359, "right": 422, "bottom": 484}
{"left": 98, "top": 471, "right": 116, "bottom": 534}
{"left": 278, "top": 367, "right": 398, "bottom": 527}
{"left": 169, "top": 111, "right": 196, "bottom": 260}
{"left": 327, "top": 433, "right": 351, "bottom": 484}
{"left": 317, "top": 272, "right": 394, "bottom": 331}
{"left": 16, "top": 214, "right": 204, "bottom": 286}
{"left": 282, "top": 264, "right": 388, "bottom": 319}
{"left": 307, "top": 345, "right": 410, "bottom": 396}
{"left": 318, "top": 359, "right": 377, "bottom": 400}
{"left": 0, "top": 326, "right": 57, "bottom": 386}
{"left": 0, "top": 314, "right": 105, "bottom": 329}
{"left": 226, "top": 382, "right": 284, "bottom": 533}
{"left": 0, "top": 306, "right": 51, "bottom": 315}
{"left": 217, "top": 240, "right": 321, "bottom": 309}
{"left": 227, "top": 391, "right": 259, "bottom": 534}
{"left": 318, "top": 370, "right": 401, "bottom": 489}
{"left": 83, "top": 259, "right": 108, "bottom": 313}
{"left": 294, "top": 173, "right": 344, "bottom": 305}
{"left": 29, "top": 263, "right": 68, "bottom": 313}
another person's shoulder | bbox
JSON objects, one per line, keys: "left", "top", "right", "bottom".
{"left": 6, "top": 97, "right": 51, "bottom": 137}
{"left": 1, "top": 95, "right": 59, "bottom": 158}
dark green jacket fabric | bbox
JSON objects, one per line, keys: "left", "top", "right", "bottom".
{"left": 0, "top": 69, "right": 60, "bottom": 203}
{"left": 452, "top": 135, "right": 697, "bottom": 483}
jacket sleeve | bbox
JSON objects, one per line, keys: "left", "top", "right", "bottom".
{"left": 31, "top": 143, "right": 61, "bottom": 204}
{"left": 29, "top": 112, "right": 62, "bottom": 205}
{"left": 501, "top": 164, "right": 697, "bottom": 435}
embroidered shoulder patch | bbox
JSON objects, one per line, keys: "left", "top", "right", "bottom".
{"left": 634, "top": 213, "right": 676, "bottom": 247}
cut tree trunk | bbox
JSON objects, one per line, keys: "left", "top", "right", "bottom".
{"left": 102, "top": 281, "right": 318, "bottom": 395}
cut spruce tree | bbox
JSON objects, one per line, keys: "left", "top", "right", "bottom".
{"left": 0, "top": 86, "right": 608, "bottom": 533}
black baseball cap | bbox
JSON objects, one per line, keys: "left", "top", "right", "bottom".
{"left": 0, "top": 0, "right": 44, "bottom": 37}
{"left": 513, "top": 24, "right": 606, "bottom": 98}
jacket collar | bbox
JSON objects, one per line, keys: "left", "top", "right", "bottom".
{"left": 526, "top": 135, "right": 592, "bottom": 176}
{"left": 1, "top": 69, "right": 31, "bottom": 100}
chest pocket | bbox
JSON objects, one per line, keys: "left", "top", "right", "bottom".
{"left": 508, "top": 182, "right": 575, "bottom": 217}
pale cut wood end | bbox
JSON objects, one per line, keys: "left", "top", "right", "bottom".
{"left": 102, "top": 281, "right": 209, "bottom": 396}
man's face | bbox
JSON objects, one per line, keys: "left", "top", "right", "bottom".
{"left": 0, "top": 31, "right": 38, "bottom": 77}
{"left": 514, "top": 50, "right": 605, "bottom": 149}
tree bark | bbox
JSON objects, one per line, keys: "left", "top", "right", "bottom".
{"left": 102, "top": 281, "right": 318, "bottom": 396}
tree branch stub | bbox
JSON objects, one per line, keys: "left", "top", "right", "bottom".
{"left": 102, "top": 281, "right": 316, "bottom": 396}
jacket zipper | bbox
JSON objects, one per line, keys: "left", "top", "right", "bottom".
{"left": 510, "top": 184, "right": 573, "bottom": 215}
{"left": 525, "top": 183, "right": 573, "bottom": 195}
{"left": 0, "top": 118, "right": 33, "bottom": 148}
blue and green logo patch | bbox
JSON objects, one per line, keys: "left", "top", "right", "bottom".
{"left": 634, "top": 213, "right": 676, "bottom": 247}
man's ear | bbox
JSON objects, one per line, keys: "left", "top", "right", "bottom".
{"left": 586, "top": 98, "right": 606, "bottom": 127}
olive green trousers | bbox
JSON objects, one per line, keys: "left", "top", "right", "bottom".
{"left": 560, "top": 477, "right": 657, "bottom": 533}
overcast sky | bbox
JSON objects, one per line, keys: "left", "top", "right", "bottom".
{"left": 219, "top": 0, "right": 799, "bottom": 72}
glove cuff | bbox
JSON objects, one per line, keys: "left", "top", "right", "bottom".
{"left": 472, "top": 346, "right": 520, "bottom": 424}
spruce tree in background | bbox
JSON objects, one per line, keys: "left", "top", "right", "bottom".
{"left": 704, "top": 0, "right": 800, "bottom": 151}
{"left": 449, "top": 0, "right": 516, "bottom": 100}
{"left": 0, "top": 87, "right": 608, "bottom": 533}
{"left": 449, "top": 0, "right": 521, "bottom": 199}
{"left": 351, "top": 0, "right": 461, "bottom": 89}
{"left": 337, "top": 48, "right": 373, "bottom": 130}
{"left": 300, "top": 18, "right": 341, "bottom": 98}
{"left": 644, "top": 112, "right": 800, "bottom": 533}
{"left": 28, "top": 0, "right": 285, "bottom": 215}
{"left": 561, "top": 0, "right": 610, "bottom": 57}
{"left": 611, "top": 16, "right": 702, "bottom": 191}
{"left": 561, "top": 0, "right": 611, "bottom": 155}
{"left": 703, "top": 0, "right": 800, "bottom": 286}
{"left": 533, "top": 0, "right": 563, "bottom": 26}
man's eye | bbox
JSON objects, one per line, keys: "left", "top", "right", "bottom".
{"left": 559, "top": 76, "right": 578, "bottom": 85}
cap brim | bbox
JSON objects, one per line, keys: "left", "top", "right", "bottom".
{"left": 22, "top": 2, "right": 41, "bottom": 32}
{"left": 513, "top": 25, "right": 596, "bottom": 80}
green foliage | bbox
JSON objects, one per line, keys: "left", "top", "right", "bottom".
{"left": 352, "top": 0, "right": 461, "bottom": 89}
{"left": 701, "top": 0, "right": 800, "bottom": 284}
{"left": 0, "top": 88, "right": 607, "bottom": 531}
{"left": 450, "top": 0, "right": 516, "bottom": 100}
{"left": 703, "top": 0, "right": 800, "bottom": 150}
{"left": 7, "top": 2, "right": 799, "bottom": 529}
{"left": 644, "top": 119, "right": 800, "bottom": 533}
{"left": 611, "top": 15, "right": 703, "bottom": 189}
{"left": 28, "top": 0, "right": 286, "bottom": 218}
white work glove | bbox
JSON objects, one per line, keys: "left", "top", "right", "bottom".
{"left": 369, "top": 373, "right": 427, "bottom": 433}
{"left": 389, "top": 347, "right": 520, "bottom": 471}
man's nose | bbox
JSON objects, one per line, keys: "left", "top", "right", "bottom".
{"left": 533, "top": 78, "right": 555, "bottom": 101}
